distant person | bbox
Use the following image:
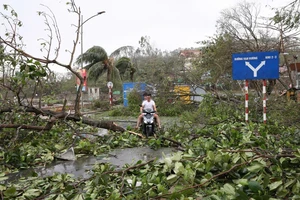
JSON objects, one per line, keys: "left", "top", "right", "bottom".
{"left": 136, "top": 93, "right": 161, "bottom": 129}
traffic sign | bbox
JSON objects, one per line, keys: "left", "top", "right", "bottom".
{"left": 107, "top": 81, "right": 113, "bottom": 88}
{"left": 232, "top": 51, "right": 279, "bottom": 80}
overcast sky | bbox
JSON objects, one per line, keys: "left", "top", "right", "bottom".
{"left": 1, "top": 0, "right": 290, "bottom": 73}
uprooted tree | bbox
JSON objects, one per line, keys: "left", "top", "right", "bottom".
{"left": 0, "top": 1, "right": 125, "bottom": 133}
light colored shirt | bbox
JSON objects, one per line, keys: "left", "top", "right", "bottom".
{"left": 142, "top": 99, "right": 155, "bottom": 111}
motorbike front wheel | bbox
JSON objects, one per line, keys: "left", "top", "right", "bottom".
{"left": 145, "top": 126, "right": 153, "bottom": 138}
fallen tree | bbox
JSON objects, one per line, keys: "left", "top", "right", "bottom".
{"left": 0, "top": 1, "right": 128, "bottom": 133}
{"left": 0, "top": 106, "right": 125, "bottom": 132}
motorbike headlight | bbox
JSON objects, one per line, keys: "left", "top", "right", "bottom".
{"left": 150, "top": 120, "right": 153, "bottom": 124}
{"left": 144, "top": 120, "right": 147, "bottom": 124}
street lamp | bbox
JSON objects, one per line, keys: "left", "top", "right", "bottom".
{"left": 80, "top": 11, "right": 105, "bottom": 70}
{"left": 80, "top": 11, "right": 105, "bottom": 111}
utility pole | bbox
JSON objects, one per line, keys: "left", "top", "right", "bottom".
{"left": 79, "top": 11, "right": 105, "bottom": 112}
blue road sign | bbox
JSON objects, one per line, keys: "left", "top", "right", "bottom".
{"left": 232, "top": 51, "right": 279, "bottom": 80}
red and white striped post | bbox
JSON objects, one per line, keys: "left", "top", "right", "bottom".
{"left": 262, "top": 79, "right": 267, "bottom": 123}
{"left": 245, "top": 80, "right": 249, "bottom": 122}
{"left": 109, "top": 86, "right": 112, "bottom": 106}
{"left": 107, "top": 82, "right": 113, "bottom": 107}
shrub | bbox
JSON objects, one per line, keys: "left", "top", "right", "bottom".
{"left": 180, "top": 94, "right": 243, "bottom": 125}
{"left": 108, "top": 106, "right": 138, "bottom": 116}
{"left": 92, "top": 100, "right": 110, "bottom": 110}
{"left": 113, "top": 97, "right": 123, "bottom": 105}
{"left": 155, "top": 95, "right": 195, "bottom": 116}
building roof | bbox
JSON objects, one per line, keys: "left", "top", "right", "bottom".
{"left": 179, "top": 49, "right": 202, "bottom": 58}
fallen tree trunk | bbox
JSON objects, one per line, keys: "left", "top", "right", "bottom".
{"left": 0, "top": 106, "right": 125, "bottom": 132}
{"left": 77, "top": 116, "right": 125, "bottom": 132}
{"left": 0, "top": 124, "right": 51, "bottom": 131}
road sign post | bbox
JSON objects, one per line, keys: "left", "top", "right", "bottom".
{"left": 107, "top": 82, "right": 113, "bottom": 106}
{"left": 263, "top": 79, "right": 267, "bottom": 124}
{"left": 232, "top": 51, "right": 279, "bottom": 123}
{"left": 245, "top": 80, "right": 249, "bottom": 122}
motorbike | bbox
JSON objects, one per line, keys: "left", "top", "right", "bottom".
{"left": 141, "top": 108, "right": 156, "bottom": 138}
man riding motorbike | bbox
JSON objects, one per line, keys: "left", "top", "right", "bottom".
{"left": 136, "top": 92, "right": 161, "bottom": 129}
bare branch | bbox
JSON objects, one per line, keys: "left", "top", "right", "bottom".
{"left": 40, "top": 4, "right": 62, "bottom": 60}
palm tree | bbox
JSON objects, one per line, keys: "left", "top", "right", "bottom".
{"left": 110, "top": 46, "right": 136, "bottom": 60}
{"left": 115, "top": 57, "right": 136, "bottom": 81}
{"left": 76, "top": 46, "right": 135, "bottom": 83}
{"left": 75, "top": 46, "right": 112, "bottom": 82}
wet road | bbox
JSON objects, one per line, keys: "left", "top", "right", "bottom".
{"left": 6, "top": 147, "right": 175, "bottom": 182}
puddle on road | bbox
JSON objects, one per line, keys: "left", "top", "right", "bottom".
{"left": 6, "top": 147, "right": 175, "bottom": 182}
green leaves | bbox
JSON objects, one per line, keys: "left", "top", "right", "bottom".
{"left": 248, "top": 181, "right": 262, "bottom": 193}
{"left": 3, "top": 186, "right": 17, "bottom": 198}
{"left": 247, "top": 162, "right": 265, "bottom": 173}
{"left": 269, "top": 180, "right": 283, "bottom": 191}
{"left": 19, "top": 59, "right": 47, "bottom": 80}
{"left": 174, "top": 162, "right": 184, "bottom": 175}
{"left": 23, "top": 189, "right": 42, "bottom": 199}
{"left": 166, "top": 174, "right": 177, "bottom": 182}
{"left": 222, "top": 183, "right": 236, "bottom": 195}
{"left": 0, "top": 173, "right": 8, "bottom": 182}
